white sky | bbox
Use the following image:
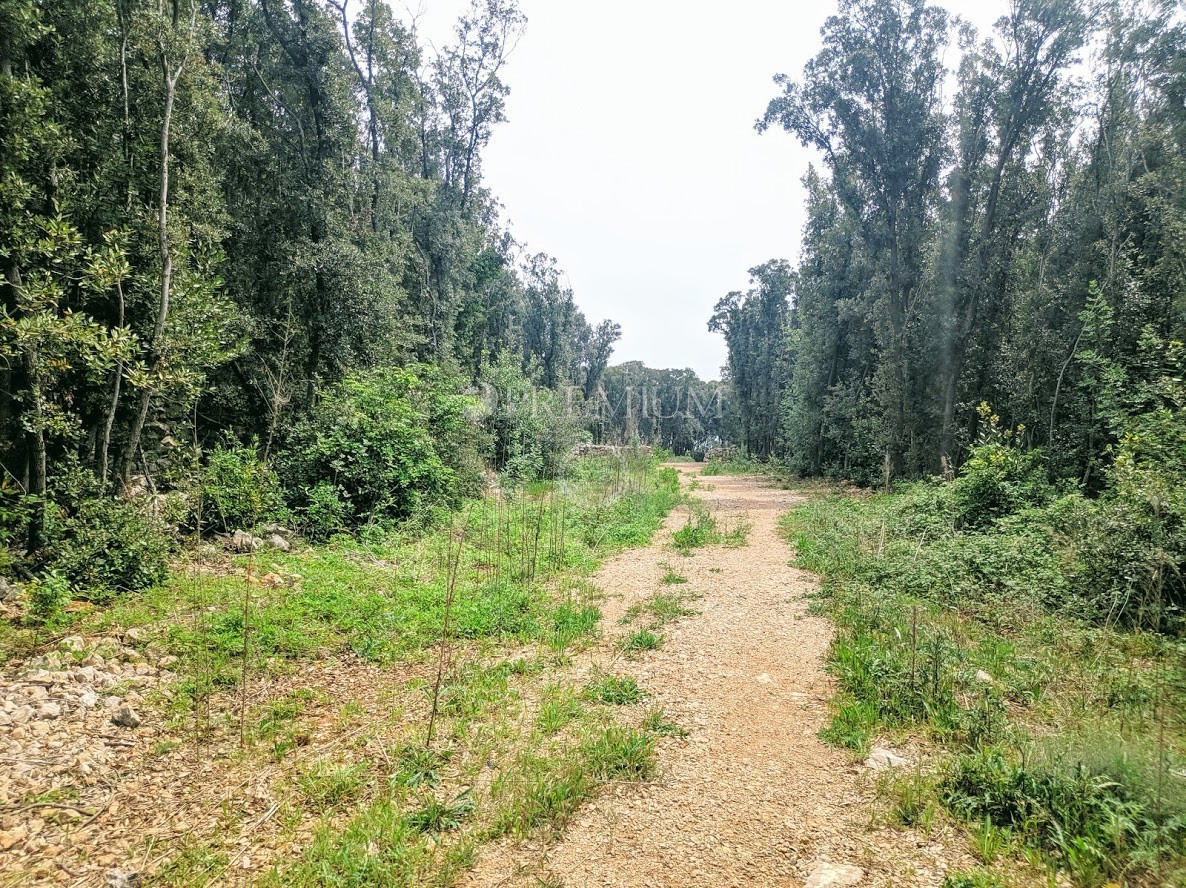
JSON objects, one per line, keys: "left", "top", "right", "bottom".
{"left": 420, "top": 1, "right": 1008, "bottom": 380}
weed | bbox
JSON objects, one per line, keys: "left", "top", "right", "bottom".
{"left": 583, "top": 672, "right": 644, "bottom": 705}
{"left": 622, "top": 591, "right": 699, "bottom": 628}
{"left": 619, "top": 628, "right": 662, "bottom": 657}
{"left": 405, "top": 790, "right": 473, "bottom": 835}
{"left": 491, "top": 752, "right": 592, "bottom": 837}
{"left": 673, "top": 508, "right": 716, "bottom": 553}
{"left": 941, "top": 870, "right": 1007, "bottom": 888}
{"left": 392, "top": 743, "right": 448, "bottom": 789}
{"left": 296, "top": 760, "right": 368, "bottom": 811}
{"left": 642, "top": 707, "right": 690, "bottom": 738}
{"left": 879, "top": 768, "right": 938, "bottom": 829}
{"left": 581, "top": 726, "right": 656, "bottom": 781}
{"left": 537, "top": 686, "right": 584, "bottom": 735}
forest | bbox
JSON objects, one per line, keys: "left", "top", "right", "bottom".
{"left": 712, "top": 0, "right": 1186, "bottom": 625}
{"left": 3, "top": 0, "right": 1186, "bottom": 885}
{"left": 0, "top": 0, "right": 724, "bottom": 603}
{"left": 709, "top": 2, "right": 1186, "bottom": 883}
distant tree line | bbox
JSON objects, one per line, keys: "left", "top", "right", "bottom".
{"left": 713, "top": 0, "right": 1186, "bottom": 489}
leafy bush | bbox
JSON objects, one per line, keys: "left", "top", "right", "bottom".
{"left": 1070, "top": 398, "right": 1186, "bottom": 629}
{"left": 947, "top": 412, "right": 1053, "bottom": 529}
{"left": 24, "top": 570, "right": 69, "bottom": 626}
{"left": 941, "top": 744, "right": 1186, "bottom": 882}
{"left": 199, "top": 439, "right": 287, "bottom": 532}
{"left": 480, "top": 353, "right": 585, "bottom": 481}
{"left": 301, "top": 481, "right": 350, "bottom": 541}
{"left": 280, "top": 366, "right": 481, "bottom": 531}
{"left": 41, "top": 462, "right": 170, "bottom": 597}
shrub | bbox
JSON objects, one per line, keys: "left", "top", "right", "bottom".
{"left": 199, "top": 439, "right": 287, "bottom": 533}
{"left": 280, "top": 366, "right": 481, "bottom": 530}
{"left": 480, "top": 353, "right": 585, "bottom": 481}
{"left": 1070, "top": 400, "right": 1186, "bottom": 629}
{"left": 940, "top": 743, "right": 1186, "bottom": 882}
{"left": 300, "top": 481, "right": 350, "bottom": 541}
{"left": 42, "top": 463, "right": 171, "bottom": 597}
{"left": 24, "top": 570, "right": 69, "bottom": 626}
{"left": 948, "top": 440, "right": 1053, "bottom": 531}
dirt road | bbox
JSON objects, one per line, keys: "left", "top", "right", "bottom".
{"left": 466, "top": 467, "right": 965, "bottom": 888}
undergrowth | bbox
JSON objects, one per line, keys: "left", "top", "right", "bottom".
{"left": 783, "top": 472, "right": 1186, "bottom": 885}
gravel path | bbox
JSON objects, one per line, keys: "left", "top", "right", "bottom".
{"left": 465, "top": 467, "right": 966, "bottom": 888}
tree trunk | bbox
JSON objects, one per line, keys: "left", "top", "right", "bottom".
{"left": 23, "top": 351, "right": 46, "bottom": 553}
{"left": 123, "top": 49, "right": 182, "bottom": 482}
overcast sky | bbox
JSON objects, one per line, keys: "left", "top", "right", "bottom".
{"left": 420, "top": 1, "right": 1007, "bottom": 380}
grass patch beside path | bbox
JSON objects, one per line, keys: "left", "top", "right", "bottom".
{"left": 783, "top": 489, "right": 1186, "bottom": 886}
{"left": 60, "top": 452, "right": 681, "bottom": 887}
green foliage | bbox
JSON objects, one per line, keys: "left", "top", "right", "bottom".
{"left": 34, "top": 462, "right": 171, "bottom": 598}
{"left": 23, "top": 571, "right": 69, "bottom": 626}
{"left": 642, "top": 707, "right": 690, "bottom": 739}
{"left": 582, "top": 672, "right": 644, "bottom": 705}
{"left": 940, "top": 743, "right": 1186, "bottom": 882}
{"left": 405, "top": 791, "right": 473, "bottom": 835}
{"left": 199, "top": 439, "right": 287, "bottom": 533}
{"left": 480, "top": 352, "right": 584, "bottom": 480}
{"left": 619, "top": 628, "right": 662, "bottom": 656}
{"left": 948, "top": 411, "right": 1053, "bottom": 529}
{"left": 296, "top": 761, "right": 368, "bottom": 811}
{"left": 673, "top": 508, "right": 716, "bottom": 553}
{"left": 281, "top": 367, "right": 479, "bottom": 531}
{"left": 580, "top": 726, "right": 656, "bottom": 781}
{"left": 785, "top": 472, "right": 1186, "bottom": 880}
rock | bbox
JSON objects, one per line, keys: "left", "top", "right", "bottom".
{"left": 0, "top": 824, "right": 28, "bottom": 851}
{"left": 864, "top": 746, "right": 909, "bottom": 771}
{"left": 111, "top": 705, "right": 141, "bottom": 728}
{"left": 60, "top": 635, "right": 86, "bottom": 652}
{"left": 0, "top": 577, "right": 18, "bottom": 602}
{"left": 227, "top": 530, "right": 263, "bottom": 553}
{"left": 80, "top": 690, "right": 99, "bottom": 709}
{"left": 106, "top": 870, "right": 142, "bottom": 888}
{"left": 38, "top": 702, "right": 62, "bottom": 719}
{"left": 122, "top": 475, "right": 150, "bottom": 499}
{"left": 11, "top": 705, "right": 33, "bottom": 725}
{"left": 123, "top": 626, "right": 146, "bottom": 643}
{"left": 267, "top": 534, "right": 290, "bottom": 552}
{"left": 755, "top": 672, "right": 771, "bottom": 684}
{"left": 104, "top": 696, "right": 122, "bottom": 709}
{"left": 974, "top": 668, "right": 995, "bottom": 684}
{"left": 805, "top": 862, "right": 865, "bottom": 888}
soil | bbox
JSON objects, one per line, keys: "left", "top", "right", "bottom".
{"left": 0, "top": 467, "right": 973, "bottom": 887}
{"left": 463, "top": 466, "right": 971, "bottom": 888}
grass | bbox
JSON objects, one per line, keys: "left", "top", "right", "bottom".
{"left": 296, "top": 760, "right": 368, "bottom": 811}
{"left": 660, "top": 564, "right": 687, "bottom": 584}
{"left": 619, "top": 628, "right": 662, "bottom": 656}
{"left": 672, "top": 508, "right": 716, "bottom": 553}
{"left": 39, "top": 451, "right": 685, "bottom": 888}
{"left": 583, "top": 672, "right": 644, "bottom": 705}
{"left": 783, "top": 488, "right": 1186, "bottom": 885}
{"left": 642, "top": 706, "right": 690, "bottom": 739}
{"left": 622, "top": 590, "right": 700, "bottom": 629}
{"left": 672, "top": 504, "right": 750, "bottom": 554}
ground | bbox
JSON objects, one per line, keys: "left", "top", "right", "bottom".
{"left": 0, "top": 467, "right": 974, "bottom": 887}
{"left": 464, "top": 466, "right": 972, "bottom": 887}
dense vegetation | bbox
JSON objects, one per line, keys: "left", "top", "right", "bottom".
{"left": 0, "top": 0, "right": 650, "bottom": 603}
{"left": 714, "top": 0, "right": 1186, "bottom": 491}
{"left": 784, "top": 436, "right": 1186, "bottom": 885}
{"left": 704, "top": 0, "right": 1186, "bottom": 882}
